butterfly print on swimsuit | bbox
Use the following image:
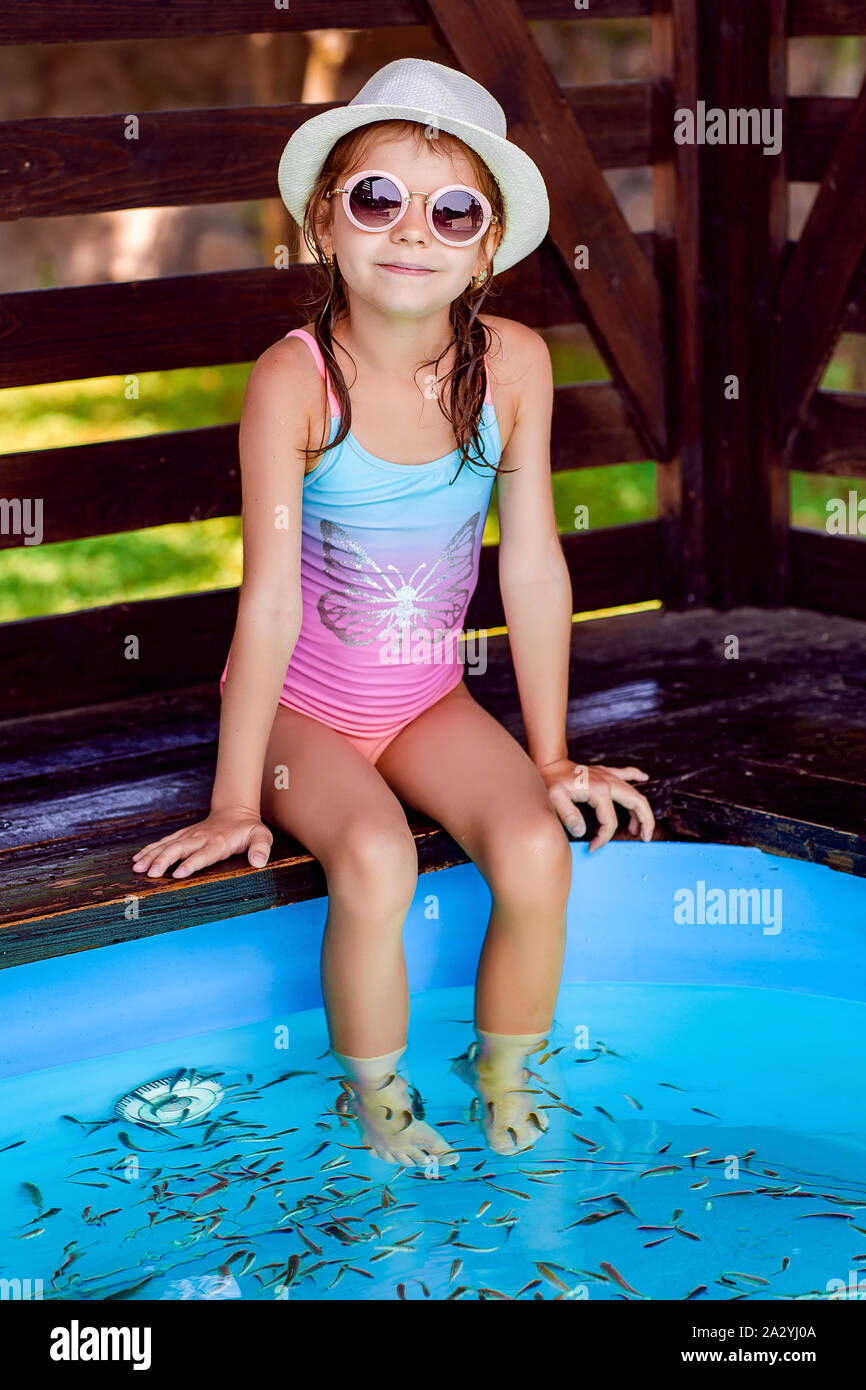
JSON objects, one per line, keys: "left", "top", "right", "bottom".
{"left": 317, "top": 512, "right": 481, "bottom": 653}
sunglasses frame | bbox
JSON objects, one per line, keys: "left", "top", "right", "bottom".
{"left": 325, "top": 168, "right": 499, "bottom": 248}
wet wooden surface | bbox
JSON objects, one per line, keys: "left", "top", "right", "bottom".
{"left": 1, "top": 604, "right": 864, "bottom": 970}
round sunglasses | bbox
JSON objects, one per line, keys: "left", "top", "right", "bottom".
{"left": 325, "top": 169, "right": 499, "bottom": 248}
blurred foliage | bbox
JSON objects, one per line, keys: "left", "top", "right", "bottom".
{"left": 0, "top": 332, "right": 862, "bottom": 623}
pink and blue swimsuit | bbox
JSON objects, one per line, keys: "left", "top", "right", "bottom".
{"left": 220, "top": 328, "right": 502, "bottom": 764}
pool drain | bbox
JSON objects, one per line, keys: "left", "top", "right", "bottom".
{"left": 114, "top": 1070, "right": 223, "bottom": 1128}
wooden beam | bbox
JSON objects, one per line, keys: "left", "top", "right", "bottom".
{"left": 776, "top": 68, "right": 866, "bottom": 452}
{"left": 698, "top": 0, "right": 789, "bottom": 606}
{"left": 0, "top": 1, "right": 653, "bottom": 47}
{"left": 650, "top": 0, "right": 705, "bottom": 608}
{"left": 422, "top": 0, "right": 669, "bottom": 460}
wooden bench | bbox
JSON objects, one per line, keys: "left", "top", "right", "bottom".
{"left": 2, "top": 1, "right": 866, "bottom": 969}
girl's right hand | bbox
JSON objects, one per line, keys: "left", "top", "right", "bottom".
{"left": 131, "top": 808, "right": 274, "bottom": 880}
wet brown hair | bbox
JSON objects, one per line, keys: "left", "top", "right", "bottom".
{"left": 296, "top": 118, "right": 513, "bottom": 485}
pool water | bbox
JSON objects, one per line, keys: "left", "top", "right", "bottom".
{"left": 1, "top": 980, "right": 864, "bottom": 1302}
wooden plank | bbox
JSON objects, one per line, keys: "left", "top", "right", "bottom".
{"left": 784, "top": 388, "right": 866, "bottom": 477}
{"left": 0, "top": 239, "right": 659, "bottom": 389}
{"left": 0, "top": 0, "right": 653, "bottom": 46}
{"left": 789, "top": 527, "right": 866, "bottom": 618}
{"left": 650, "top": 0, "right": 705, "bottom": 608}
{"left": 697, "top": 0, "right": 789, "bottom": 607}
{"left": 776, "top": 68, "right": 866, "bottom": 452}
{"left": 791, "top": 0, "right": 866, "bottom": 36}
{"left": 0, "top": 382, "right": 644, "bottom": 551}
{"left": 0, "top": 590, "right": 240, "bottom": 718}
{"left": 0, "top": 92, "right": 848, "bottom": 225}
{"left": 0, "top": 424, "right": 240, "bottom": 548}
{"left": 0, "top": 85, "right": 655, "bottom": 223}
{"left": 423, "top": 0, "right": 669, "bottom": 460}
{"left": 668, "top": 761, "right": 866, "bottom": 877}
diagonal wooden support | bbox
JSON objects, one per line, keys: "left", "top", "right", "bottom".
{"left": 776, "top": 66, "right": 866, "bottom": 453}
{"left": 422, "top": 0, "right": 669, "bottom": 460}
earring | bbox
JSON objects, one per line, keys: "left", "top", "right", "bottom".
{"left": 472, "top": 269, "right": 488, "bottom": 288}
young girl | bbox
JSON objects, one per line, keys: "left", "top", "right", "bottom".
{"left": 132, "top": 59, "right": 655, "bottom": 1167}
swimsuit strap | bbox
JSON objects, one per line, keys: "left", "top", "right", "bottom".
{"left": 284, "top": 327, "right": 340, "bottom": 417}
{"left": 285, "top": 326, "right": 493, "bottom": 413}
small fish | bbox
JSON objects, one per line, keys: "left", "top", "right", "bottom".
{"left": 722, "top": 1271, "right": 769, "bottom": 1285}
{"left": 571, "top": 1132, "right": 599, "bottom": 1149}
{"left": 683, "top": 1284, "right": 707, "bottom": 1299}
{"left": 476, "top": 1201, "right": 491, "bottom": 1218}
{"left": 397, "top": 1283, "right": 407, "bottom": 1300}
{"left": 657, "top": 1141, "right": 673, "bottom": 1153}
{"left": 261, "top": 1071, "right": 319, "bottom": 1089}
{"left": 690, "top": 1178, "right": 709, "bottom": 1190}
{"left": 105, "top": 1274, "right": 156, "bottom": 1300}
{"left": 683, "top": 1147, "right": 710, "bottom": 1161}
{"left": 795, "top": 1211, "right": 854, "bottom": 1221}
{"left": 449, "top": 1259, "right": 463, "bottom": 1283}
{"left": 636, "top": 1165, "right": 681, "bottom": 1180}
{"left": 16, "top": 1227, "right": 45, "bottom": 1239}
{"left": 536, "top": 1262, "right": 569, "bottom": 1291}
{"left": 20, "top": 1182, "right": 43, "bottom": 1211}
{"left": 515, "top": 1278, "right": 542, "bottom": 1295}
{"left": 622, "top": 1094, "right": 643, "bottom": 1111}
{"left": 570, "top": 1210, "right": 622, "bottom": 1227}
{"left": 644, "top": 1235, "right": 674, "bottom": 1248}
{"left": 599, "top": 1261, "right": 641, "bottom": 1295}
{"left": 594, "top": 1106, "right": 617, "bottom": 1123}
{"left": 675, "top": 1227, "right": 700, "bottom": 1241}
{"left": 609, "top": 1195, "right": 637, "bottom": 1218}
{"left": 0, "top": 1140, "right": 26, "bottom": 1154}
{"left": 658, "top": 1082, "right": 688, "bottom": 1091}
{"left": 691, "top": 1108, "right": 720, "bottom": 1119}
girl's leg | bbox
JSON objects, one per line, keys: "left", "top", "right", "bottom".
{"left": 374, "top": 680, "right": 573, "bottom": 1152}
{"left": 375, "top": 680, "right": 572, "bottom": 1033}
{"left": 260, "top": 703, "right": 458, "bottom": 1166}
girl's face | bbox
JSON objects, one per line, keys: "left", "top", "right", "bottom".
{"left": 320, "top": 130, "right": 500, "bottom": 323}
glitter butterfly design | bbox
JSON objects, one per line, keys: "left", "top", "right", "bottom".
{"left": 317, "top": 512, "right": 481, "bottom": 652}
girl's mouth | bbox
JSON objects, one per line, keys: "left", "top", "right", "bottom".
{"left": 376, "top": 263, "right": 435, "bottom": 276}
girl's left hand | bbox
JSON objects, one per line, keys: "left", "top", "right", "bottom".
{"left": 537, "top": 759, "right": 655, "bottom": 853}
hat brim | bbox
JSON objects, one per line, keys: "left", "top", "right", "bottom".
{"left": 277, "top": 103, "right": 550, "bottom": 278}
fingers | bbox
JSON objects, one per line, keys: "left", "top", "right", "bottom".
{"left": 548, "top": 784, "right": 586, "bottom": 838}
{"left": 138, "top": 833, "right": 210, "bottom": 878}
{"left": 132, "top": 832, "right": 195, "bottom": 876}
{"left": 586, "top": 791, "right": 618, "bottom": 853}
{"left": 589, "top": 778, "right": 655, "bottom": 848}
{"left": 605, "top": 766, "right": 649, "bottom": 781}
{"left": 248, "top": 832, "right": 273, "bottom": 868}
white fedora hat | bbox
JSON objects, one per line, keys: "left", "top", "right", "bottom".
{"left": 278, "top": 58, "right": 550, "bottom": 278}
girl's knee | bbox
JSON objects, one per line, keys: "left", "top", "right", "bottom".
{"left": 326, "top": 817, "right": 418, "bottom": 911}
{"left": 485, "top": 811, "right": 572, "bottom": 910}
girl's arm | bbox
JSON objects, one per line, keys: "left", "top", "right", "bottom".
{"left": 495, "top": 323, "right": 571, "bottom": 770}
{"left": 132, "top": 338, "right": 322, "bottom": 880}
{"left": 495, "top": 323, "right": 655, "bottom": 851}
{"left": 210, "top": 338, "right": 314, "bottom": 816}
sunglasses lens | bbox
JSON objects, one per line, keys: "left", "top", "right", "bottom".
{"left": 431, "top": 189, "right": 486, "bottom": 243}
{"left": 347, "top": 175, "right": 403, "bottom": 229}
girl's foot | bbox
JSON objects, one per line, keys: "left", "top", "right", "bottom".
{"left": 332, "top": 1047, "right": 459, "bottom": 1169}
{"left": 451, "top": 1029, "right": 550, "bottom": 1155}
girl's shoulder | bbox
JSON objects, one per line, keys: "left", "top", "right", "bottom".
{"left": 479, "top": 314, "right": 550, "bottom": 454}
